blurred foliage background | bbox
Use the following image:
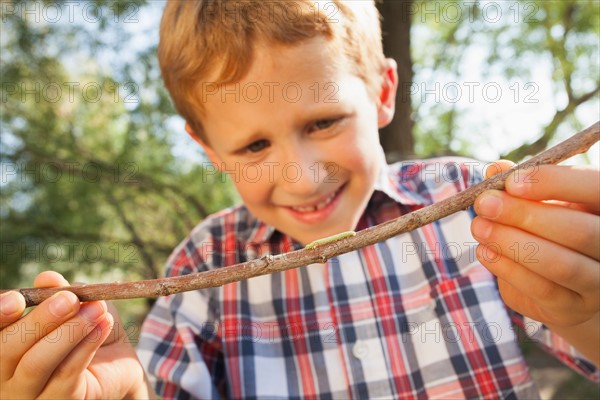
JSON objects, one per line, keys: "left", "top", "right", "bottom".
{"left": 0, "top": 1, "right": 598, "bottom": 397}
{"left": 1, "top": 0, "right": 238, "bottom": 291}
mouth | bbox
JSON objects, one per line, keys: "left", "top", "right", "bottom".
{"left": 288, "top": 187, "right": 341, "bottom": 213}
{"left": 283, "top": 185, "right": 345, "bottom": 224}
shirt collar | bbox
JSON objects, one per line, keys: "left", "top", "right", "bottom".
{"left": 373, "top": 152, "right": 428, "bottom": 207}
{"left": 245, "top": 147, "right": 427, "bottom": 245}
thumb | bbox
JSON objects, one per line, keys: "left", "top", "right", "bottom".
{"left": 33, "top": 271, "right": 70, "bottom": 288}
{"left": 484, "top": 159, "right": 515, "bottom": 179}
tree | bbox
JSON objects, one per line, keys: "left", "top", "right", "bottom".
{"left": 378, "top": 0, "right": 599, "bottom": 161}
{"left": 1, "top": 0, "right": 598, "bottom": 294}
{"left": 0, "top": 0, "right": 237, "bottom": 292}
{"left": 377, "top": 0, "right": 415, "bottom": 162}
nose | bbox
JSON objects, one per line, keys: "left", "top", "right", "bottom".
{"left": 277, "top": 144, "right": 324, "bottom": 197}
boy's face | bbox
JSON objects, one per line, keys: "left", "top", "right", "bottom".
{"left": 189, "top": 38, "right": 397, "bottom": 245}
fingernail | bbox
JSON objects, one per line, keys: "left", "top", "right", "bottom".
{"left": 477, "top": 192, "right": 503, "bottom": 219}
{"left": 49, "top": 292, "right": 76, "bottom": 318}
{"left": 472, "top": 217, "right": 493, "bottom": 240}
{"left": 79, "top": 302, "right": 105, "bottom": 321}
{"left": 0, "top": 292, "right": 20, "bottom": 316}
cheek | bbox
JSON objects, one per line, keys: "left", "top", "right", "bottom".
{"left": 349, "top": 107, "right": 381, "bottom": 155}
{"left": 233, "top": 178, "right": 271, "bottom": 208}
{"left": 342, "top": 129, "right": 381, "bottom": 173}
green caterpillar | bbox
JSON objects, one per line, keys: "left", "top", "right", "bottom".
{"left": 304, "top": 231, "right": 356, "bottom": 249}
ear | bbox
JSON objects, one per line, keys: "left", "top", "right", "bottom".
{"left": 377, "top": 58, "right": 399, "bottom": 129}
{"left": 185, "top": 123, "right": 223, "bottom": 168}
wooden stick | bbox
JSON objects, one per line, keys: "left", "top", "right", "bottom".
{"left": 4, "top": 122, "right": 599, "bottom": 307}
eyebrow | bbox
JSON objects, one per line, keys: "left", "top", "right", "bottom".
{"left": 225, "top": 103, "right": 351, "bottom": 152}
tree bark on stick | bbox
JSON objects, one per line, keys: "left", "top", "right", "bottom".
{"left": 5, "top": 122, "right": 599, "bottom": 308}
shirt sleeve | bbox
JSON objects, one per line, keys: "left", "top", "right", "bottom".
{"left": 509, "top": 312, "right": 600, "bottom": 382}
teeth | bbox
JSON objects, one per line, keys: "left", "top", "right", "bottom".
{"left": 291, "top": 191, "right": 337, "bottom": 213}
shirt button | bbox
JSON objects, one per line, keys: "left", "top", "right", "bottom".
{"left": 352, "top": 340, "right": 369, "bottom": 360}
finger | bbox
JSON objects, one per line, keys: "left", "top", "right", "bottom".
{"left": 475, "top": 246, "right": 588, "bottom": 326}
{"left": 495, "top": 277, "right": 548, "bottom": 322}
{"left": 506, "top": 165, "right": 600, "bottom": 212}
{"left": 1, "top": 272, "right": 69, "bottom": 330}
{"left": 33, "top": 271, "right": 70, "bottom": 288}
{"left": 471, "top": 217, "right": 600, "bottom": 298}
{"left": 39, "top": 313, "right": 114, "bottom": 399}
{"left": 0, "top": 292, "right": 26, "bottom": 330}
{"left": 475, "top": 190, "right": 600, "bottom": 260}
{"left": 0, "top": 291, "right": 80, "bottom": 380}
{"left": 12, "top": 301, "right": 108, "bottom": 396}
{"left": 484, "top": 160, "right": 515, "bottom": 179}
{"left": 69, "top": 312, "right": 114, "bottom": 369}
{"left": 101, "top": 302, "right": 125, "bottom": 347}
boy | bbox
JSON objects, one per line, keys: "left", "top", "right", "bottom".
{"left": 0, "top": 1, "right": 598, "bottom": 398}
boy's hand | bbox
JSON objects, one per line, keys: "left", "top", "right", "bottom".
{"left": 0, "top": 271, "right": 153, "bottom": 399}
{"left": 471, "top": 162, "right": 599, "bottom": 329}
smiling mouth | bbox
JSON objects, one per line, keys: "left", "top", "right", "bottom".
{"left": 288, "top": 187, "right": 342, "bottom": 213}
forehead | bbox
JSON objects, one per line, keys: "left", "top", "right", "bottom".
{"left": 199, "top": 38, "right": 368, "bottom": 142}
{"left": 204, "top": 37, "right": 348, "bottom": 105}
{"left": 244, "top": 38, "right": 341, "bottom": 84}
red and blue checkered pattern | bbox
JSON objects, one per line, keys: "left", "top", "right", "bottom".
{"left": 138, "top": 158, "right": 598, "bottom": 399}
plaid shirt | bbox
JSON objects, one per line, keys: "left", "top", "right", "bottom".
{"left": 137, "top": 158, "right": 598, "bottom": 399}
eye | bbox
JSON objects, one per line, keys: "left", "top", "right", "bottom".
{"left": 308, "top": 118, "right": 340, "bottom": 133}
{"left": 245, "top": 139, "right": 270, "bottom": 153}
